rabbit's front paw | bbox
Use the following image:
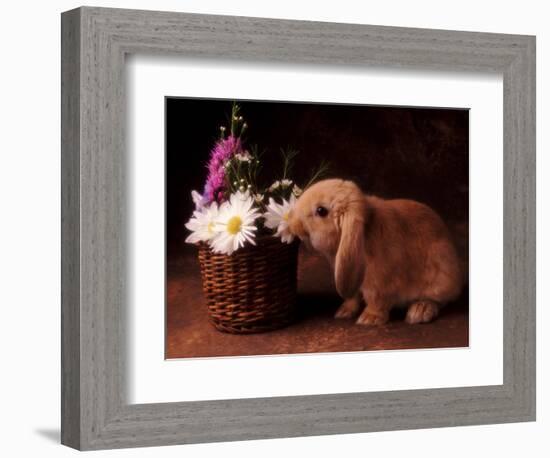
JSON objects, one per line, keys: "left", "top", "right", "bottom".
{"left": 356, "top": 309, "right": 389, "bottom": 326}
{"left": 335, "top": 296, "right": 362, "bottom": 319}
{"left": 406, "top": 300, "right": 439, "bottom": 324}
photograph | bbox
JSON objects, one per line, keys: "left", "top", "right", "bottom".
{"left": 165, "top": 98, "right": 470, "bottom": 359}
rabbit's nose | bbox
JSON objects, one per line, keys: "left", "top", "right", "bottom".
{"left": 288, "top": 213, "right": 306, "bottom": 238}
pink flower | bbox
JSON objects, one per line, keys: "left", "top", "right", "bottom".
{"left": 203, "top": 136, "right": 242, "bottom": 204}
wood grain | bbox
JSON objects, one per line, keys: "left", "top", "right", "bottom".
{"left": 60, "top": 7, "right": 81, "bottom": 449}
{"left": 61, "top": 6, "right": 536, "bottom": 450}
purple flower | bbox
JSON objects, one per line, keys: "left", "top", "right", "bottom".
{"left": 203, "top": 135, "right": 242, "bottom": 204}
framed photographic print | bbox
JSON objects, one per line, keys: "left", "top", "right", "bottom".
{"left": 61, "top": 6, "right": 536, "bottom": 450}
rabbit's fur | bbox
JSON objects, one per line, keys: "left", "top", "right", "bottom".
{"left": 288, "top": 179, "right": 464, "bottom": 325}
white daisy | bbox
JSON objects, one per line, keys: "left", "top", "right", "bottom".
{"left": 184, "top": 202, "right": 220, "bottom": 244}
{"left": 235, "top": 152, "right": 252, "bottom": 162}
{"left": 292, "top": 184, "right": 303, "bottom": 197}
{"left": 191, "top": 190, "right": 204, "bottom": 210}
{"left": 210, "top": 191, "right": 260, "bottom": 255}
{"left": 281, "top": 179, "right": 293, "bottom": 187}
{"left": 254, "top": 193, "right": 264, "bottom": 204}
{"left": 263, "top": 195, "right": 297, "bottom": 244}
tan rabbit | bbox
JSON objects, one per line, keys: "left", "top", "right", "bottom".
{"left": 287, "top": 179, "right": 464, "bottom": 325}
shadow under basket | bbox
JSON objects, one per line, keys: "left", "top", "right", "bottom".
{"left": 197, "top": 236, "right": 299, "bottom": 334}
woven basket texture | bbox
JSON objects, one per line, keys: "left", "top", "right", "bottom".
{"left": 197, "top": 236, "right": 299, "bottom": 334}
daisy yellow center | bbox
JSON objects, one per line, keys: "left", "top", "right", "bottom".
{"left": 226, "top": 216, "right": 242, "bottom": 235}
{"left": 283, "top": 212, "right": 289, "bottom": 221}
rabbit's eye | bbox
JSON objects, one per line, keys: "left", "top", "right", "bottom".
{"left": 315, "top": 206, "right": 329, "bottom": 218}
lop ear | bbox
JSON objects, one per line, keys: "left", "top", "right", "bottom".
{"left": 334, "top": 206, "right": 366, "bottom": 299}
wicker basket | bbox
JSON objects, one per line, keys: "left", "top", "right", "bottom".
{"left": 197, "top": 236, "right": 299, "bottom": 334}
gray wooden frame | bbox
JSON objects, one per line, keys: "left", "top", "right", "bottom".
{"left": 61, "top": 6, "right": 536, "bottom": 451}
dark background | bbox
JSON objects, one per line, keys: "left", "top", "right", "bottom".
{"left": 166, "top": 98, "right": 469, "bottom": 257}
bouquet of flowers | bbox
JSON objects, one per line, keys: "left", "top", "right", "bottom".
{"left": 184, "top": 103, "right": 326, "bottom": 334}
{"left": 185, "top": 103, "right": 325, "bottom": 255}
